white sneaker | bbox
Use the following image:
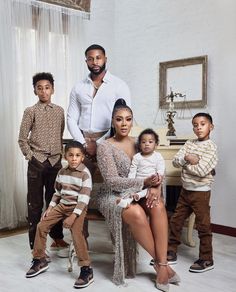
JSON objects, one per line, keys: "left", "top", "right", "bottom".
{"left": 57, "top": 247, "right": 69, "bottom": 258}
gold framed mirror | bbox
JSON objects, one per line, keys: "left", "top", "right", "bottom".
{"left": 159, "top": 55, "right": 207, "bottom": 109}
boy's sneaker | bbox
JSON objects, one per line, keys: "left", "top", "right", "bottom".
{"left": 25, "top": 258, "right": 48, "bottom": 278}
{"left": 189, "top": 259, "right": 214, "bottom": 273}
{"left": 167, "top": 251, "right": 177, "bottom": 265}
{"left": 74, "top": 266, "right": 94, "bottom": 288}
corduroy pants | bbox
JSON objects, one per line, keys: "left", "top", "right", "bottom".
{"left": 168, "top": 188, "right": 213, "bottom": 261}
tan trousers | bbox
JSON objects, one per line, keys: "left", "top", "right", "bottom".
{"left": 33, "top": 203, "right": 91, "bottom": 266}
{"left": 168, "top": 188, "right": 213, "bottom": 261}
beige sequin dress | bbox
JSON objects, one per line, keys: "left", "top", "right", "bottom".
{"left": 96, "top": 140, "right": 144, "bottom": 285}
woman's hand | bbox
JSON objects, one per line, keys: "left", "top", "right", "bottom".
{"left": 146, "top": 186, "right": 162, "bottom": 208}
{"left": 63, "top": 213, "right": 77, "bottom": 229}
{"left": 41, "top": 206, "right": 53, "bottom": 221}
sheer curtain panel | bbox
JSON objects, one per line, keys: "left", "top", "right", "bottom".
{"left": 0, "top": 0, "right": 88, "bottom": 229}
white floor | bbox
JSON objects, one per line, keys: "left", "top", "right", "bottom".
{"left": 0, "top": 221, "right": 235, "bottom": 292}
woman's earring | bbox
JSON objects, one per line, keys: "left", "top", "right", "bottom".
{"left": 110, "top": 125, "right": 115, "bottom": 137}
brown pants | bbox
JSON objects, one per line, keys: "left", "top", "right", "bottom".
{"left": 27, "top": 157, "right": 63, "bottom": 249}
{"left": 168, "top": 188, "right": 213, "bottom": 261}
{"left": 33, "top": 203, "right": 91, "bottom": 266}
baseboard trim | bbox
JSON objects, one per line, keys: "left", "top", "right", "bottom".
{"left": 212, "top": 224, "right": 236, "bottom": 237}
{"left": 0, "top": 226, "right": 27, "bottom": 238}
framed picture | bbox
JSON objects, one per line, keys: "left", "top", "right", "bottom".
{"left": 159, "top": 55, "right": 207, "bottom": 109}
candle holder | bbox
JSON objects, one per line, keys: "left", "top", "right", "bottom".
{"left": 166, "top": 110, "right": 177, "bottom": 136}
{"left": 165, "top": 89, "right": 185, "bottom": 136}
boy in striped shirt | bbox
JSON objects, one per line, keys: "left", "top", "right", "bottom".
{"left": 26, "top": 141, "right": 94, "bottom": 288}
{"left": 167, "top": 113, "right": 218, "bottom": 273}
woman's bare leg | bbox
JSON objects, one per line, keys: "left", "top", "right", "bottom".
{"left": 148, "top": 199, "right": 168, "bottom": 263}
{"left": 122, "top": 200, "right": 176, "bottom": 285}
{"left": 144, "top": 199, "right": 177, "bottom": 283}
{"left": 147, "top": 199, "right": 170, "bottom": 284}
{"left": 122, "top": 203, "right": 156, "bottom": 259}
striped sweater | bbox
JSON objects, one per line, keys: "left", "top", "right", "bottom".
{"left": 49, "top": 163, "right": 92, "bottom": 216}
{"left": 172, "top": 139, "right": 218, "bottom": 191}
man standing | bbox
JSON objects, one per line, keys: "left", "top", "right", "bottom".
{"left": 67, "top": 44, "right": 131, "bottom": 241}
{"left": 67, "top": 44, "right": 131, "bottom": 160}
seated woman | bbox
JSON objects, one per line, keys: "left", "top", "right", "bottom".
{"left": 96, "top": 99, "right": 180, "bottom": 291}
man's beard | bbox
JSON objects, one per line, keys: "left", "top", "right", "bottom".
{"left": 88, "top": 63, "right": 106, "bottom": 75}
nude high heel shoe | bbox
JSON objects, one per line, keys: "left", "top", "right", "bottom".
{"left": 168, "top": 272, "right": 181, "bottom": 285}
{"left": 155, "top": 282, "right": 169, "bottom": 292}
{"left": 155, "top": 263, "right": 169, "bottom": 292}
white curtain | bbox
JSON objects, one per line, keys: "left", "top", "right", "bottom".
{"left": 0, "top": 0, "right": 89, "bottom": 229}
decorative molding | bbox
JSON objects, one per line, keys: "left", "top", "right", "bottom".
{"left": 38, "top": 0, "right": 91, "bottom": 12}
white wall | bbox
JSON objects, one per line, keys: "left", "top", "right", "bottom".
{"left": 85, "top": 0, "right": 236, "bottom": 228}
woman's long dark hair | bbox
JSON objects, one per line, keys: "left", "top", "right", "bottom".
{"left": 110, "top": 98, "right": 133, "bottom": 137}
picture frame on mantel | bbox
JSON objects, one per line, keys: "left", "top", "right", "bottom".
{"left": 159, "top": 55, "right": 208, "bottom": 109}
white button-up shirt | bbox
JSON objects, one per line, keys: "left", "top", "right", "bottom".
{"left": 67, "top": 70, "right": 131, "bottom": 144}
